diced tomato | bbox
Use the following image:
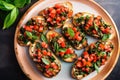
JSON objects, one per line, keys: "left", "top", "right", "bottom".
{"left": 41, "top": 42, "right": 48, "bottom": 48}
{"left": 59, "top": 52, "right": 65, "bottom": 57}
{"left": 96, "top": 16, "right": 102, "bottom": 20}
{"left": 45, "top": 65, "right": 50, "bottom": 69}
{"left": 34, "top": 25, "right": 39, "bottom": 30}
{"left": 90, "top": 43, "right": 95, "bottom": 49}
{"left": 82, "top": 67, "right": 85, "bottom": 71}
{"left": 74, "top": 32, "right": 80, "bottom": 39}
{"left": 76, "top": 61, "right": 83, "bottom": 68}
{"left": 47, "top": 52, "right": 51, "bottom": 56}
{"left": 57, "top": 38, "right": 64, "bottom": 44}
{"left": 68, "top": 11, "right": 73, "bottom": 17}
{"left": 46, "top": 69, "right": 53, "bottom": 76}
{"left": 102, "top": 59, "right": 106, "bottom": 65}
{"left": 83, "top": 51, "right": 89, "bottom": 59}
{"left": 55, "top": 4, "right": 62, "bottom": 9}
{"left": 102, "top": 27, "right": 110, "bottom": 34}
{"left": 51, "top": 63, "right": 58, "bottom": 69}
{"left": 33, "top": 54, "right": 37, "bottom": 57}
{"left": 56, "top": 16, "right": 61, "bottom": 22}
{"left": 87, "top": 17, "right": 93, "bottom": 26}
{"left": 48, "top": 7, "right": 54, "bottom": 12}
{"left": 39, "top": 26, "right": 43, "bottom": 32}
{"left": 85, "top": 26, "right": 89, "bottom": 30}
{"left": 78, "top": 57, "right": 82, "bottom": 61}
{"left": 99, "top": 43, "right": 105, "bottom": 50}
{"left": 49, "top": 9, "right": 56, "bottom": 18}
{"left": 61, "top": 16, "right": 66, "bottom": 20}
{"left": 92, "top": 30, "right": 97, "bottom": 34}
{"left": 72, "top": 27, "right": 77, "bottom": 32}
{"left": 47, "top": 17, "right": 52, "bottom": 22}
{"left": 85, "top": 67, "right": 90, "bottom": 72}
{"left": 76, "top": 36, "right": 82, "bottom": 41}
{"left": 43, "top": 9, "right": 48, "bottom": 15}
{"left": 37, "top": 53, "right": 42, "bottom": 58}
{"left": 37, "top": 59, "right": 41, "bottom": 62}
{"left": 86, "top": 62, "right": 92, "bottom": 67}
{"left": 65, "top": 48, "right": 73, "bottom": 54}
{"left": 30, "top": 25, "right": 34, "bottom": 29}
{"left": 25, "top": 26, "right": 32, "bottom": 32}
{"left": 61, "top": 42, "right": 66, "bottom": 48}
{"left": 50, "top": 33, "right": 55, "bottom": 38}
{"left": 65, "top": 33, "right": 69, "bottom": 37}
{"left": 56, "top": 8, "right": 61, "bottom": 14}
{"left": 82, "top": 59, "right": 87, "bottom": 66}
{"left": 42, "top": 50, "right": 47, "bottom": 56}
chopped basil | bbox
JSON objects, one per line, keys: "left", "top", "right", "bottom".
{"left": 26, "top": 20, "right": 32, "bottom": 26}
{"left": 25, "top": 31, "right": 38, "bottom": 40}
{"left": 86, "top": 15, "right": 90, "bottom": 20}
{"left": 41, "top": 58, "right": 50, "bottom": 65}
{"left": 67, "top": 28, "right": 75, "bottom": 37}
{"left": 94, "top": 63, "right": 99, "bottom": 73}
{"left": 36, "top": 42, "right": 40, "bottom": 48}
{"left": 102, "top": 34, "right": 110, "bottom": 41}
{"left": 54, "top": 42, "right": 59, "bottom": 52}
{"left": 61, "top": 12, "right": 66, "bottom": 16}
{"left": 50, "top": 56, "right": 55, "bottom": 62}
{"left": 63, "top": 54, "right": 73, "bottom": 59}
{"left": 41, "top": 34, "right": 48, "bottom": 43}
{"left": 58, "top": 48, "right": 66, "bottom": 52}
{"left": 76, "top": 16, "right": 84, "bottom": 23}
{"left": 93, "top": 22, "right": 98, "bottom": 31}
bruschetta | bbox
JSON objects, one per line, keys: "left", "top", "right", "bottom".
{"left": 39, "top": 2, "right": 73, "bottom": 29}
{"left": 29, "top": 41, "right": 61, "bottom": 78}
{"left": 62, "top": 18, "right": 88, "bottom": 50}
{"left": 46, "top": 31, "right": 77, "bottom": 62}
{"left": 17, "top": 16, "right": 46, "bottom": 46}
{"left": 71, "top": 40, "right": 114, "bottom": 79}
{"left": 72, "top": 12, "right": 113, "bottom": 40}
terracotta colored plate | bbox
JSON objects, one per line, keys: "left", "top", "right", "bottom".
{"left": 14, "top": 0, "right": 120, "bottom": 80}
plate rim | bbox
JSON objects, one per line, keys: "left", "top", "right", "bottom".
{"left": 14, "top": 0, "right": 120, "bottom": 80}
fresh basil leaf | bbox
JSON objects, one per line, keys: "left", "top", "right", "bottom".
{"left": 3, "top": 7, "right": 19, "bottom": 29}
{"left": 41, "top": 58, "right": 50, "bottom": 65}
{"left": 67, "top": 28, "right": 75, "bottom": 37}
{"left": 25, "top": 31, "right": 38, "bottom": 40}
{"left": 93, "top": 22, "right": 98, "bottom": 31}
{"left": 54, "top": 42, "right": 59, "bottom": 52}
{"left": 76, "top": 16, "right": 84, "bottom": 23}
{"left": 25, "top": 0, "right": 31, "bottom": 4}
{"left": 63, "top": 54, "right": 73, "bottom": 59}
{"left": 0, "top": 0, "right": 15, "bottom": 11}
{"left": 14, "top": 0, "right": 26, "bottom": 8}
{"left": 94, "top": 63, "right": 99, "bottom": 73}
{"left": 102, "top": 34, "right": 110, "bottom": 41}
{"left": 41, "top": 34, "right": 48, "bottom": 43}
{"left": 58, "top": 48, "right": 66, "bottom": 52}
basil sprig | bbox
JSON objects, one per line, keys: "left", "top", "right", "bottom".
{"left": 67, "top": 27, "right": 75, "bottom": 37}
{"left": 0, "top": 0, "right": 31, "bottom": 29}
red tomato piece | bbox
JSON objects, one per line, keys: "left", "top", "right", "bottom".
{"left": 76, "top": 61, "right": 83, "bottom": 68}
{"left": 25, "top": 26, "right": 32, "bottom": 32}
{"left": 59, "top": 52, "right": 65, "bottom": 57}
{"left": 65, "top": 48, "right": 73, "bottom": 54}
{"left": 42, "top": 50, "right": 47, "bottom": 56}
{"left": 45, "top": 65, "right": 50, "bottom": 69}
{"left": 39, "top": 26, "right": 43, "bottom": 32}
{"left": 83, "top": 51, "right": 89, "bottom": 59}
{"left": 41, "top": 42, "right": 48, "bottom": 48}
{"left": 55, "top": 3, "right": 62, "bottom": 9}
{"left": 51, "top": 63, "right": 58, "bottom": 69}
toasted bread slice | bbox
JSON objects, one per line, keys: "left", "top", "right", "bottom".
{"left": 62, "top": 18, "right": 88, "bottom": 50}
{"left": 46, "top": 31, "right": 77, "bottom": 62}
{"left": 39, "top": 2, "right": 73, "bottom": 29}
{"left": 71, "top": 40, "right": 114, "bottom": 79}
{"left": 17, "top": 16, "right": 46, "bottom": 46}
{"left": 29, "top": 41, "right": 61, "bottom": 78}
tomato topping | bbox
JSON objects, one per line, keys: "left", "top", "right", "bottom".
{"left": 68, "top": 10, "right": 73, "bottom": 17}
{"left": 39, "top": 26, "right": 43, "bottom": 32}
{"left": 47, "top": 52, "right": 51, "bottom": 56}
{"left": 78, "top": 57, "right": 82, "bottom": 61}
{"left": 76, "top": 61, "right": 82, "bottom": 68}
{"left": 92, "top": 30, "right": 97, "bottom": 34}
{"left": 59, "top": 52, "right": 65, "bottom": 57}
{"left": 50, "top": 33, "right": 56, "bottom": 38}
{"left": 99, "top": 43, "right": 105, "bottom": 50}
{"left": 82, "top": 59, "right": 87, "bottom": 66}
{"left": 76, "top": 36, "right": 82, "bottom": 41}
{"left": 56, "top": 8, "right": 61, "bottom": 14}
{"left": 45, "top": 65, "right": 50, "bottom": 69}
{"left": 25, "top": 26, "right": 32, "bottom": 32}
{"left": 96, "top": 16, "right": 102, "bottom": 20}
{"left": 65, "top": 48, "right": 73, "bottom": 54}
{"left": 102, "top": 27, "right": 110, "bottom": 34}
{"left": 46, "top": 69, "right": 53, "bottom": 76}
{"left": 55, "top": 4, "right": 62, "bottom": 9}
{"left": 83, "top": 51, "right": 89, "bottom": 59}
{"left": 42, "top": 50, "right": 47, "bottom": 56}
{"left": 61, "top": 16, "right": 66, "bottom": 20}
{"left": 34, "top": 25, "right": 39, "bottom": 30}
{"left": 72, "top": 27, "right": 77, "bottom": 32}
{"left": 47, "top": 17, "right": 52, "bottom": 22}
{"left": 56, "top": 16, "right": 61, "bottom": 22}
{"left": 86, "top": 62, "right": 92, "bottom": 67}
{"left": 41, "top": 42, "right": 48, "bottom": 48}
{"left": 61, "top": 42, "right": 66, "bottom": 48}
{"left": 51, "top": 63, "right": 58, "bottom": 69}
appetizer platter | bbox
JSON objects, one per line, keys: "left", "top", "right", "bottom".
{"left": 14, "top": 0, "right": 120, "bottom": 80}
